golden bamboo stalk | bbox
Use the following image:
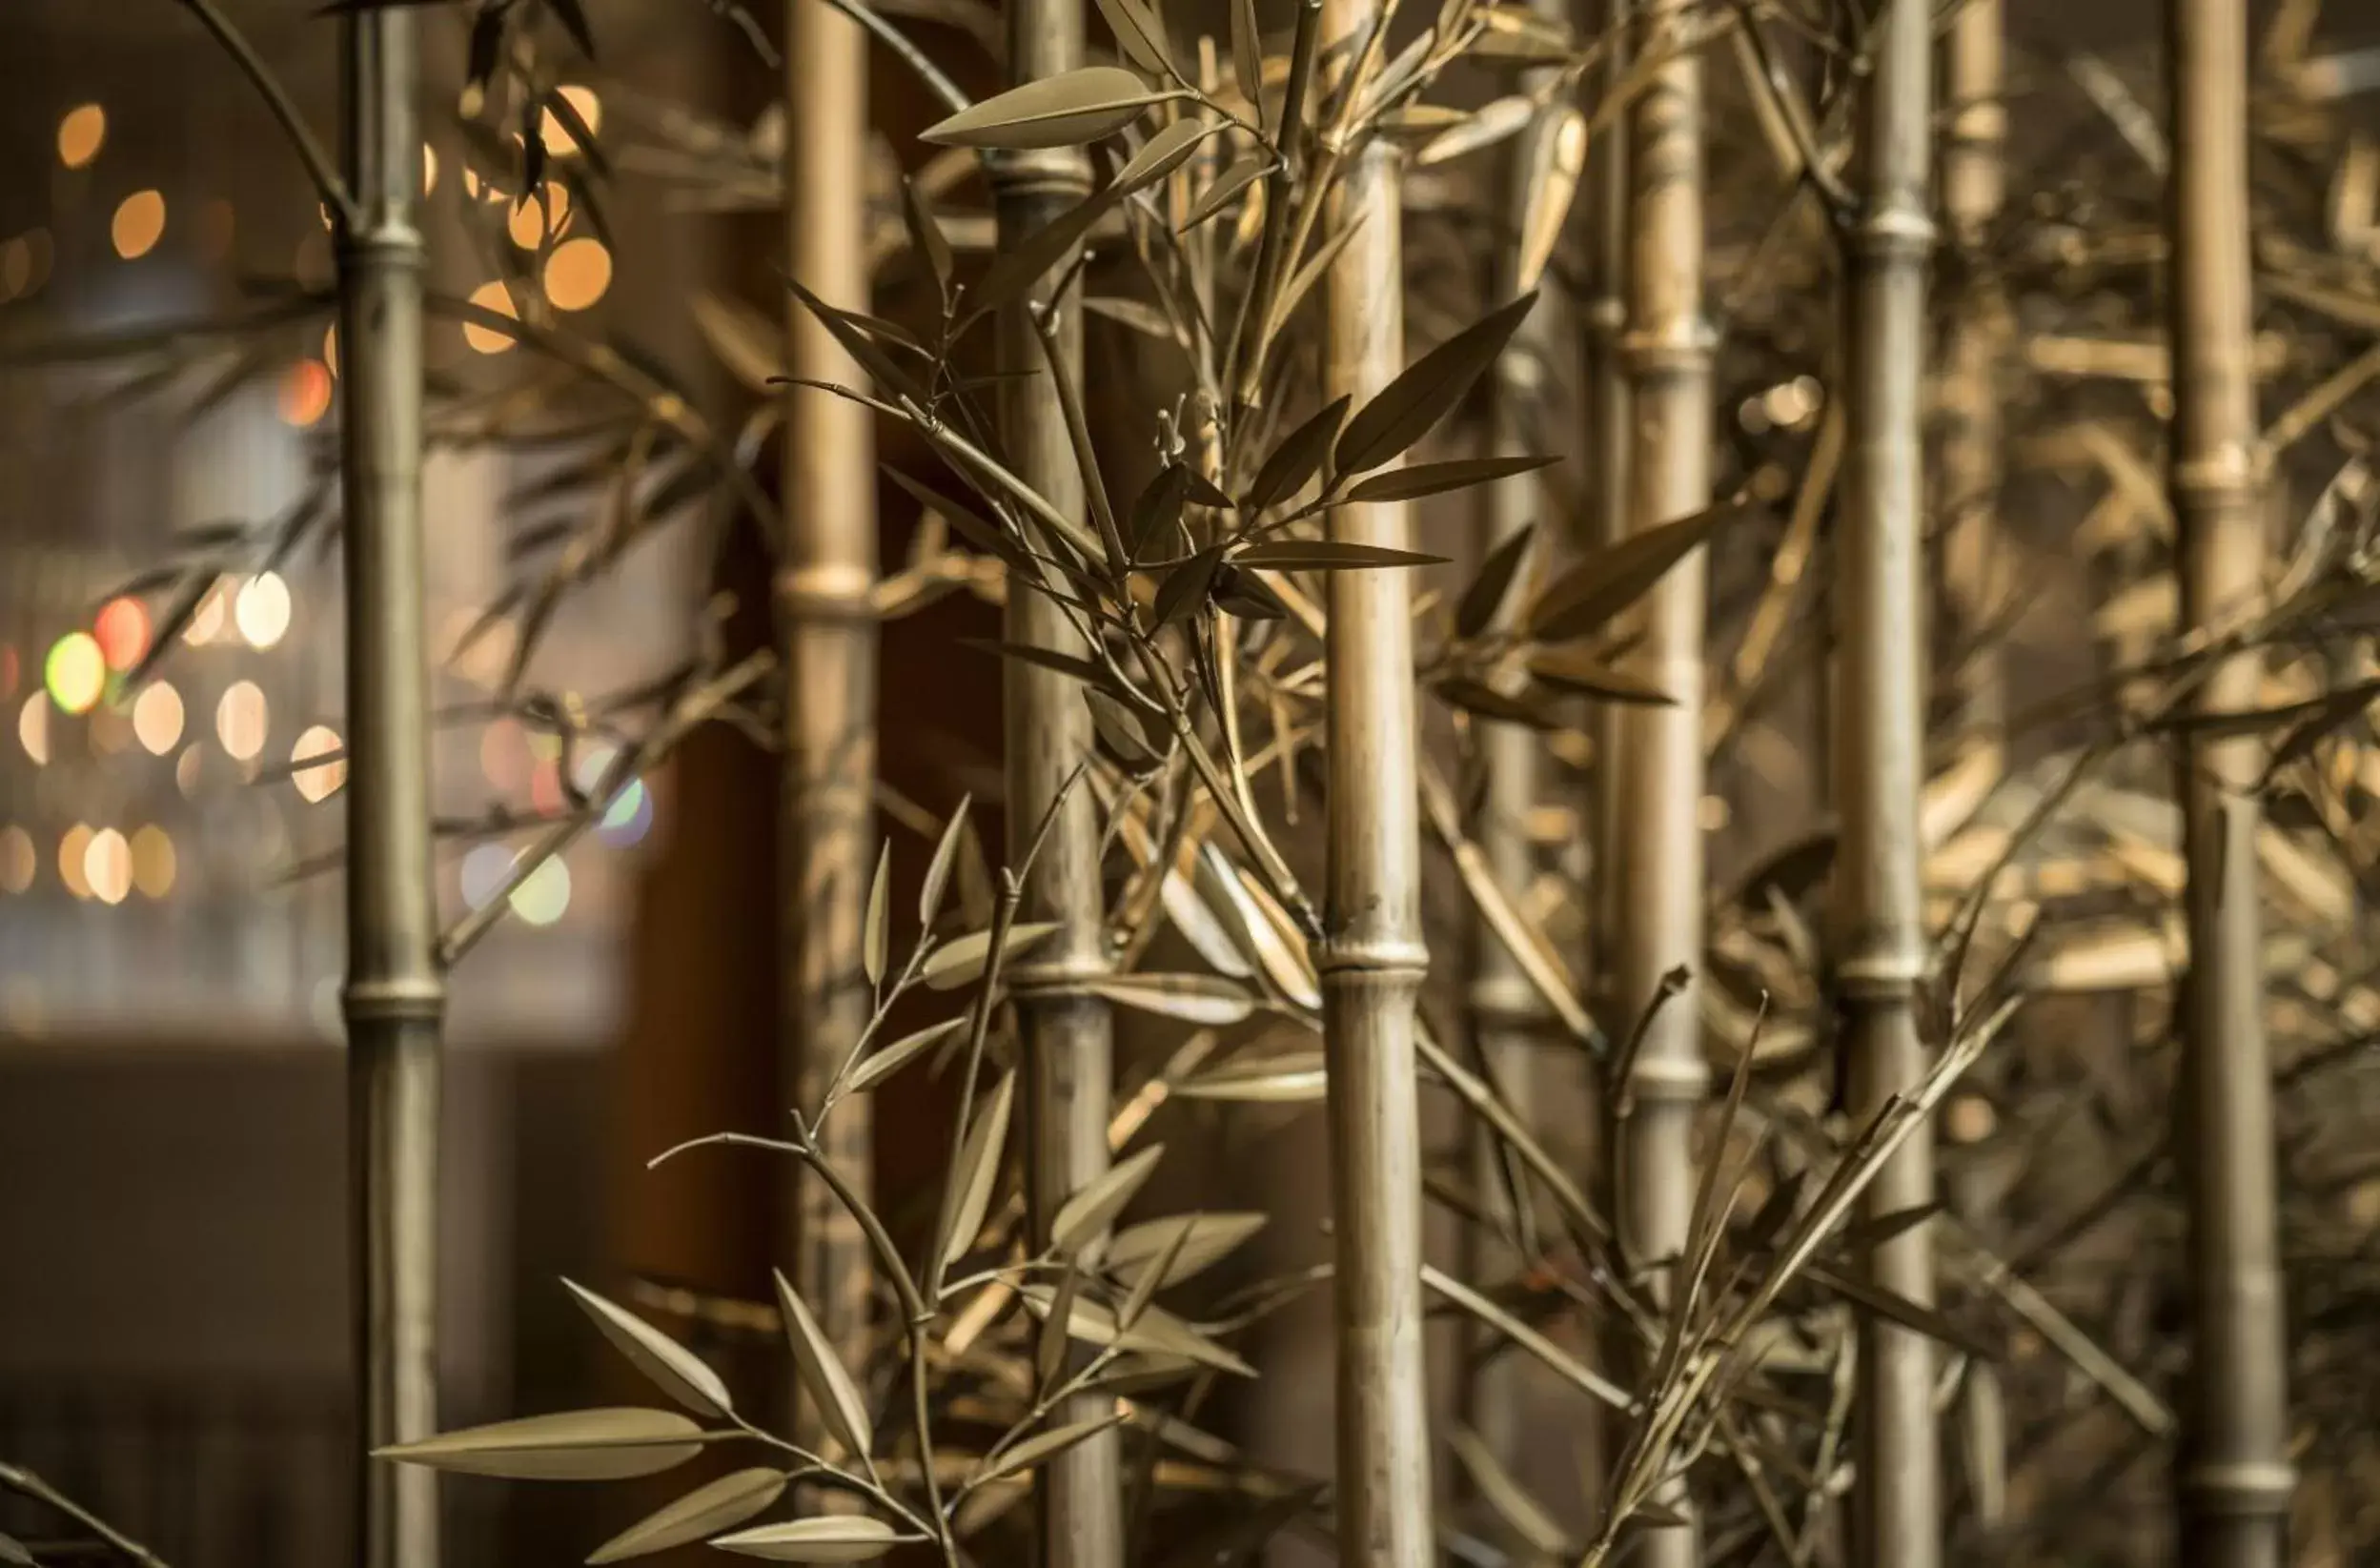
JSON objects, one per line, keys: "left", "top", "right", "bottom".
{"left": 990, "top": 0, "right": 1122, "bottom": 1559}
{"left": 1319, "top": 0, "right": 1434, "bottom": 1556}
{"left": 1585, "top": 0, "right": 1631, "bottom": 992}
{"left": 781, "top": 0, "right": 879, "bottom": 1456}
{"left": 2166, "top": 0, "right": 2295, "bottom": 1560}
{"left": 337, "top": 13, "right": 441, "bottom": 1568}
{"left": 1938, "top": 0, "right": 2007, "bottom": 1533}
{"left": 1836, "top": 0, "right": 1938, "bottom": 1561}
{"left": 1607, "top": 1, "right": 1710, "bottom": 1559}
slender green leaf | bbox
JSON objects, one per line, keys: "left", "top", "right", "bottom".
{"left": 922, "top": 922, "right": 1062, "bottom": 989}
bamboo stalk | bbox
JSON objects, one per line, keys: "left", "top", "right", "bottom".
{"left": 2166, "top": 0, "right": 2295, "bottom": 1561}
{"left": 781, "top": 0, "right": 879, "bottom": 1462}
{"left": 337, "top": 13, "right": 441, "bottom": 1568}
{"left": 1607, "top": 1, "right": 1710, "bottom": 1560}
{"left": 989, "top": 0, "right": 1122, "bottom": 1560}
{"left": 1836, "top": 0, "right": 1937, "bottom": 1562}
{"left": 1318, "top": 0, "right": 1434, "bottom": 1556}
{"left": 1585, "top": 0, "right": 1631, "bottom": 986}
{"left": 1938, "top": 0, "right": 2007, "bottom": 1534}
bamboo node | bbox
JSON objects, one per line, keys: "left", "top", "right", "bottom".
{"left": 1854, "top": 203, "right": 1936, "bottom": 259}
{"left": 336, "top": 225, "right": 426, "bottom": 266}
{"left": 1618, "top": 315, "right": 1717, "bottom": 376}
{"left": 1617, "top": 1053, "right": 1709, "bottom": 1103}
{"left": 2179, "top": 1459, "right": 2295, "bottom": 1517}
{"left": 2173, "top": 445, "right": 2260, "bottom": 504}
{"left": 1833, "top": 946, "right": 1931, "bottom": 997}
{"left": 1313, "top": 935, "right": 1429, "bottom": 978}
{"left": 1003, "top": 953, "right": 1113, "bottom": 998}
{"left": 983, "top": 147, "right": 1093, "bottom": 202}
{"left": 342, "top": 974, "right": 448, "bottom": 1024}
{"left": 1466, "top": 975, "right": 1554, "bottom": 1031}
{"left": 776, "top": 562, "right": 880, "bottom": 621}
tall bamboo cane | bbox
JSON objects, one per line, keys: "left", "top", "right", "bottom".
{"left": 2166, "top": 0, "right": 2294, "bottom": 1560}
{"left": 1606, "top": 2, "right": 1710, "bottom": 1560}
{"left": 1836, "top": 0, "right": 1936, "bottom": 1562}
{"left": 1585, "top": 3, "right": 1630, "bottom": 1005}
{"left": 780, "top": 0, "right": 879, "bottom": 1455}
{"left": 338, "top": 13, "right": 440, "bottom": 1568}
{"left": 1318, "top": 0, "right": 1434, "bottom": 1559}
{"left": 1937, "top": 0, "right": 2006, "bottom": 1531}
{"left": 990, "top": 1, "right": 1123, "bottom": 1561}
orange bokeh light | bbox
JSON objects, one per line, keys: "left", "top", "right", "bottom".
{"left": 280, "top": 359, "right": 334, "bottom": 427}
{"left": 93, "top": 598, "right": 149, "bottom": 673}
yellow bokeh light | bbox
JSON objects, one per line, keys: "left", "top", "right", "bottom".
{"left": 291, "top": 723, "right": 347, "bottom": 804}
{"left": 422, "top": 142, "right": 439, "bottom": 195}
{"left": 280, "top": 359, "right": 333, "bottom": 427}
{"left": 132, "top": 825, "right": 176, "bottom": 899}
{"left": 324, "top": 324, "right": 338, "bottom": 377}
{"left": 509, "top": 855, "right": 572, "bottom": 926}
{"left": 235, "top": 572, "right": 292, "bottom": 649}
{"left": 46, "top": 632, "right": 106, "bottom": 715}
{"left": 542, "top": 85, "right": 602, "bottom": 155}
{"left": 0, "top": 825, "right": 33, "bottom": 894}
{"left": 132, "top": 681, "right": 184, "bottom": 755}
{"left": 18, "top": 694, "right": 49, "bottom": 765}
{"left": 507, "top": 184, "right": 571, "bottom": 250}
{"left": 112, "top": 189, "right": 166, "bottom": 260}
{"left": 59, "top": 825, "right": 92, "bottom": 900}
{"left": 85, "top": 827, "right": 132, "bottom": 906}
{"left": 216, "top": 680, "right": 268, "bottom": 763}
{"left": 543, "top": 237, "right": 612, "bottom": 312}
{"left": 463, "top": 281, "right": 519, "bottom": 355}
{"left": 57, "top": 104, "right": 106, "bottom": 170}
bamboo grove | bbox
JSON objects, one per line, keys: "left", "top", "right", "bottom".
{"left": 19, "top": 0, "right": 2380, "bottom": 1564}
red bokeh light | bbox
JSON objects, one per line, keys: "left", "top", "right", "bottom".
{"left": 93, "top": 597, "right": 150, "bottom": 673}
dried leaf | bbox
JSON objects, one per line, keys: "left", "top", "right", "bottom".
{"left": 921, "top": 67, "right": 1171, "bottom": 151}
{"left": 938, "top": 1069, "right": 1019, "bottom": 1270}
{"left": 1230, "top": 540, "right": 1444, "bottom": 570}
{"left": 587, "top": 1468, "right": 789, "bottom": 1564}
{"left": 1175, "top": 1051, "right": 1326, "bottom": 1101}
{"left": 1334, "top": 293, "right": 1537, "bottom": 476}
{"left": 1526, "top": 499, "right": 1753, "bottom": 642}
{"left": 1416, "top": 94, "right": 1535, "bottom": 166}
{"left": 376, "top": 1409, "right": 706, "bottom": 1480}
{"left": 864, "top": 843, "right": 891, "bottom": 988}
{"left": 773, "top": 1270, "right": 875, "bottom": 1462}
{"left": 1086, "top": 971, "right": 1257, "bottom": 1024}
{"left": 1342, "top": 454, "right": 1556, "bottom": 504}
{"left": 1107, "top": 1211, "right": 1266, "bottom": 1287}
{"left": 1516, "top": 107, "right": 1587, "bottom": 293}
{"left": 1053, "top": 1144, "right": 1166, "bottom": 1258}
{"left": 849, "top": 1016, "right": 969, "bottom": 1092}
{"left": 1524, "top": 648, "right": 1674, "bottom": 703}
{"left": 922, "top": 922, "right": 1063, "bottom": 989}
{"left": 1244, "top": 396, "right": 1350, "bottom": 512}
{"left": 921, "top": 797, "right": 973, "bottom": 927}
{"left": 973, "top": 1412, "right": 1129, "bottom": 1488}
{"left": 564, "top": 1279, "right": 733, "bottom": 1416}
{"left": 708, "top": 1516, "right": 906, "bottom": 1561}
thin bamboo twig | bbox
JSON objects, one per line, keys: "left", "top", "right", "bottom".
{"left": 987, "top": 0, "right": 1122, "bottom": 1558}
{"left": 2166, "top": 0, "right": 2296, "bottom": 1559}
{"left": 1316, "top": 0, "right": 1434, "bottom": 1557}
{"left": 336, "top": 13, "right": 442, "bottom": 1568}
{"left": 781, "top": 0, "right": 881, "bottom": 1476}
{"left": 1835, "top": 0, "right": 1938, "bottom": 1562}
{"left": 1607, "top": 1, "right": 1713, "bottom": 1560}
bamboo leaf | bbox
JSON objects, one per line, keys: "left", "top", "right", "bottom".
{"left": 376, "top": 1409, "right": 706, "bottom": 1480}
{"left": 563, "top": 1279, "right": 733, "bottom": 1416}
{"left": 1115, "top": 119, "right": 1221, "bottom": 198}
{"left": 1525, "top": 648, "right": 1674, "bottom": 704}
{"left": 1086, "top": 971, "right": 1257, "bottom": 1024}
{"left": 848, "top": 1016, "right": 968, "bottom": 1092}
{"left": 1106, "top": 1212, "right": 1266, "bottom": 1287}
{"left": 1020, "top": 1284, "right": 1256, "bottom": 1375}
{"left": 921, "top": 67, "right": 1171, "bottom": 150}
{"left": 1129, "top": 463, "right": 1192, "bottom": 562}
{"left": 1116, "top": 1212, "right": 1190, "bottom": 1328}
{"left": 1244, "top": 396, "right": 1350, "bottom": 512}
{"left": 1449, "top": 1429, "right": 1573, "bottom": 1556}
{"left": 1086, "top": 294, "right": 1178, "bottom": 340}
{"left": 708, "top": 1516, "right": 907, "bottom": 1561}
{"left": 1153, "top": 544, "right": 1226, "bottom": 626}
{"left": 1455, "top": 523, "right": 1536, "bottom": 640}
{"left": 1267, "top": 215, "right": 1367, "bottom": 336}
{"left": 1212, "top": 563, "right": 1289, "bottom": 620}
{"left": 968, "top": 182, "right": 1127, "bottom": 317}
{"left": 1053, "top": 1144, "right": 1167, "bottom": 1258}
{"left": 864, "top": 844, "right": 891, "bottom": 988}
{"left": 1516, "top": 107, "right": 1586, "bottom": 293}
{"left": 0, "top": 1533, "right": 31, "bottom": 1567}
{"left": 920, "top": 796, "right": 973, "bottom": 927}
{"left": 1415, "top": 94, "right": 1535, "bottom": 165}
{"left": 973, "top": 1412, "right": 1129, "bottom": 1489}
{"left": 1179, "top": 151, "right": 1270, "bottom": 232}
{"left": 1230, "top": 540, "right": 1445, "bottom": 570}
{"left": 938, "top": 1069, "right": 1018, "bottom": 1270}
{"left": 964, "top": 638, "right": 1119, "bottom": 695}
{"left": 1341, "top": 455, "right": 1555, "bottom": 504}
{"left": 1229, "top": 0, "right": 1263, "bottom": 107}
{"left": 1093, "top": 0, "right": 1173, "bottom": 77}
{"left": 1435, "top": 677, "right": 1570, "bottom": 730}
{"left": 586, "top": 1468, "right": 789, "bottom": 1563}
{"left": 1334, "top": 293, "right": 1538, "bottom": 475}
{"left": 902, "top": 176, "right": 955, "bottom": 299}
{"left": 1421, "top": 1264, "right": 1630, "bottom": 1408}
{"left": 1175, "top": 1051, "right": 1327, "bottom": 1101}
{"left": 1039, "top": 1265, "right": 1084, "bottom": 1387}
{"left": 772, "top": 1270, "right": 875, "bottom": 1462}
{"left": 1525, "top": 499, "right": 1753, "bottom": 641}
{"left": 922, "top": 923, "right": 1063, "bottom": 989}
{"left": 783, "top": 275, "right": 928, "bottom": 405}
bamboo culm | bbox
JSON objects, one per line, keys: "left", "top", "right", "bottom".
{"left": 2166, "top": 0, "right": 2294, "bottom": 1562}
{"left": 781, "top": 0, "right": 880, "bottom": 1459}
{"left": 991, "top": 0, "right": 1124, "bottom": 1560}
{"left": 1318, "top": 0, "right": 1435, "bottom": 1557}
{"left": 1607, "top": 2, "right": 1712, "bottom": 1561}
{"left": 338, "top": 12, "right": 442, "bottom": 1568}
{"left": 1836, "top": 0, "right": 1938, "bottom": 1562}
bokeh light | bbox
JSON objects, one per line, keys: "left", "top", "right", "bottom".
{"left": 94, "top": 597, "right": 149, "bottom": 671}
{"left": 46, "top": 632, "right": 106, "bottom": 715}
{"left": 216, "top": 680, "right": 268, "bottom": 762}
{"left": 543, "top": 237, "right": 612, "bottom": 311}
{"left": 507, "top": 184, "right": 570, "bottom": 250}
{"left": 280, "top": 359, "right": 333, "bottom": 427}
{"left": 509, "top": 855, "right": 571, "bottom": 925}
{"left": 0, "top": 826, "right": 34, "bottom": 894}
{"left": 174, "top": 745, "right": 203, "bottom": 798}
{"left": 112, "top": 190, "right": 166, "bottom": 259}
{"left": 574, "top": 743, "right": 654, "bottom": 849}
{"left": 85, "top": 828, "right": 132, "bottom": 906}
{"left": 323, "top": 324, "right": 338, "bottom": 377}
{"left": 422, "top": 142, "right": 439, "bottom": 195}
{"left": 18, "top": 695, "right": 49, "bottom": 765}
{"left": 58, "top": 825, "right": 92, "bottom": 900}
{"left": 291, "top": 724, "right": 347, "bottom": 804}
{"left": 57, "top": 104, "right": 106, "bottom": 170}
{"left": 132, "top": 681, "right": 184, "bottom": 755}
{"left": 463, "top": 282, "right": 518, "bottom": 355}
{"left": 460, "top": 844, "right": 514, "bottom": 909}
{"left": 131, "top": 825, "right": 175, "bottom": 899}
{"left": 529, "top": 760, "right": 565, "bottom": 815}
{"left": 543, "top": 85, "right": 603, "bottom": 153}
{"left": 235, "top": 572, "right": 292, "bottom": 649}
